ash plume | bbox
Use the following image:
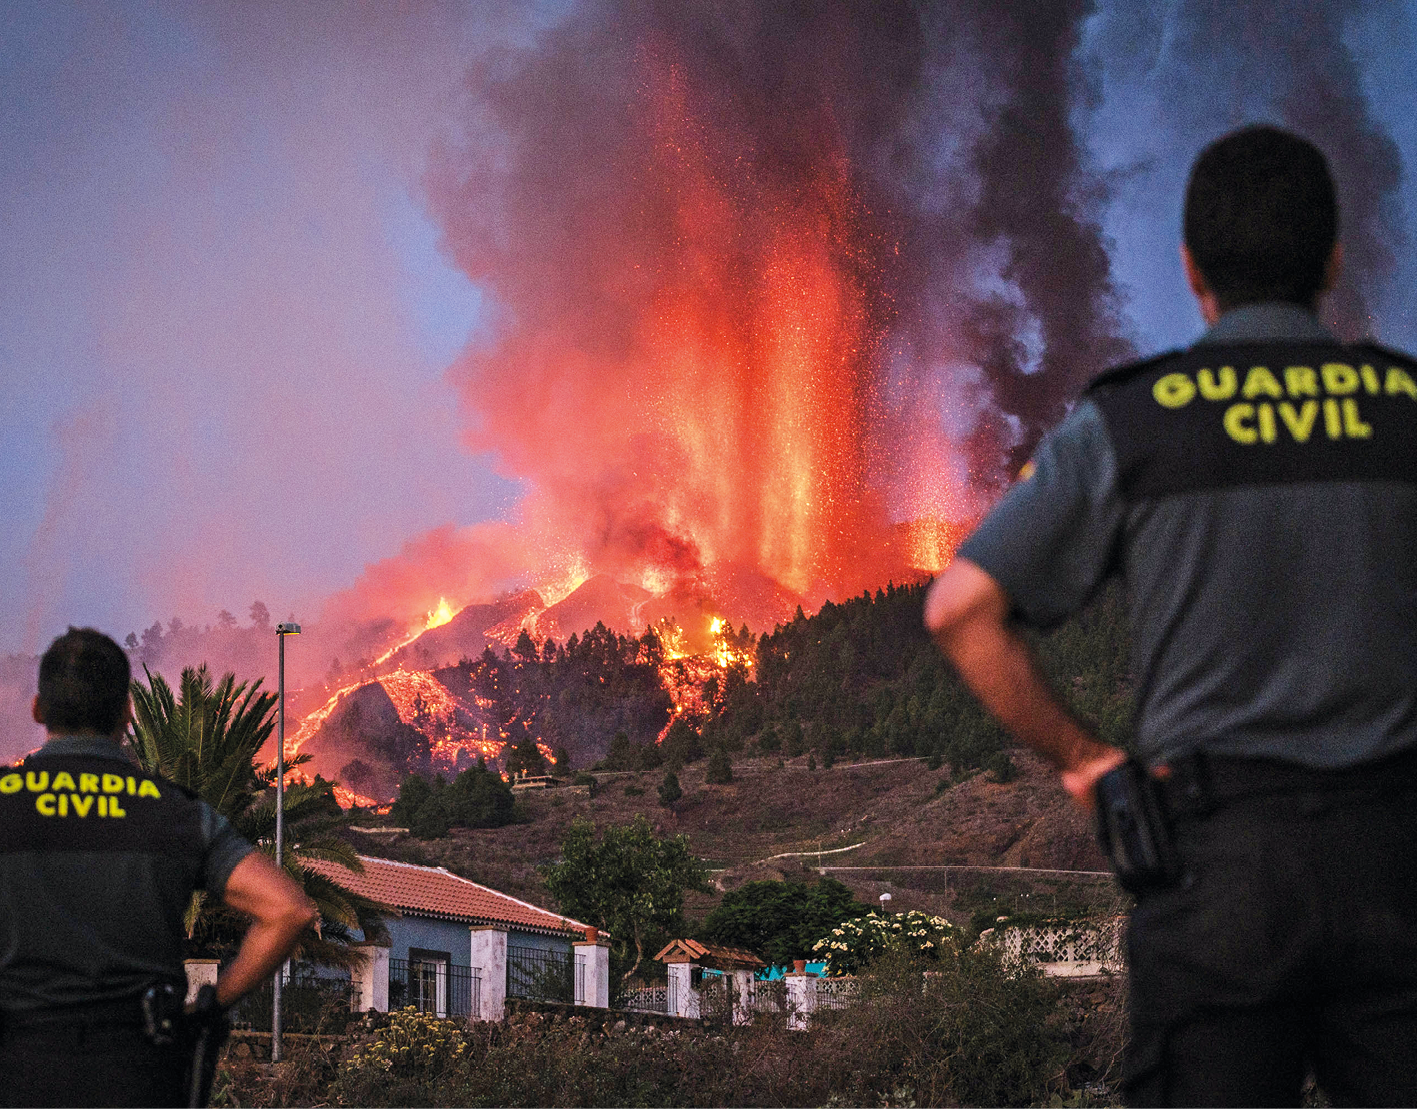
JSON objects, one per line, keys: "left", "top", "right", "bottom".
{"left": 1094, "top": 0, "right": 1404, "bottom": 340}
{"left": 410, "top": 0, "right": 1129, "bottom": 622}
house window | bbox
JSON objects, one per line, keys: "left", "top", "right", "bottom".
{"left": 408, "top": 948, "right": 451, "bottom": 1018}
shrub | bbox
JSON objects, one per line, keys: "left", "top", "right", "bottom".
{"left": 657, "top": 771, "right": 682, "bottom": 807}
{"left": 811, "top": 909, "right": 958, "bottom": 976}
{"left": 705, "top": 747, "right": 733, "bottom": 784}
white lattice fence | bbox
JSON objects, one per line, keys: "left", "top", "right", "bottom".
{"left": 987, "top": 918, "right": 1125, "bottom": 976}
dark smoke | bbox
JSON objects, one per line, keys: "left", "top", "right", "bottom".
{"left": 424, "top": 0, "right": 1130, "bottom": 601}
{"left": 1093, "top": 0, "right": 1404, "bottom": 341}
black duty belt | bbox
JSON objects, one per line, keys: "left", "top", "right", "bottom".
{"left": 1159, "top": 743, "right": 1417, "bottom": 818}
{"left": 1, "top": 997, "right": 145, "bottom": 1031}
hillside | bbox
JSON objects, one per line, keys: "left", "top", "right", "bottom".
{"left": 348, "top": 745, "right": 1123, "bottom": 940}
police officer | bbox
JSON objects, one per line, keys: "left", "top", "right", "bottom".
{"left": 926, "top": 126, "right": 1417, "bottom": 1106}
{"left": 0, "top": 627, "right": 318, "bottom": 1107}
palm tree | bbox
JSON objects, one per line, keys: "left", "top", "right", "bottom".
{"left": 128, "top": 664, "right": 388, "bottom": 966}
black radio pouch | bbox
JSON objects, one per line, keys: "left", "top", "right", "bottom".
{"left": 1094, "top": 758, "right": 1184, "bottom": 895}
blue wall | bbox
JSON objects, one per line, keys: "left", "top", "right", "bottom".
{"left": 377, "top": 916, "right": 573, "bottom": 964}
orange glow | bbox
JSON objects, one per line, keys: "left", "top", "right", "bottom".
{"left": 425, "top": 597, "right": 455, "bottom": 630}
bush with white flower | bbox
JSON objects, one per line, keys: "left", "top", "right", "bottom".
{"left": 811, "top": 910, "right": 959, "bottom": 976}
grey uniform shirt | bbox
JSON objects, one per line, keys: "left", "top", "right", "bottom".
{"left": 0, "top": 735, "right": 253, "bottom": 1012}
{"left": 960, "top": 303, "right": 1417, "bottom": 768}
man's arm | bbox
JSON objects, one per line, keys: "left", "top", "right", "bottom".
{"left": 925, "top": 556, "right": 1124, "bottom": 808}
{"left": 212, "top": 852, "right": 319, "bottom": 1008}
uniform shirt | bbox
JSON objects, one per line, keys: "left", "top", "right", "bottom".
{"left": 0, "top": 735, "right": 253, "bottom": 1013}
{"left": 959, "top": 302, "right": 1417, "bottom": 769}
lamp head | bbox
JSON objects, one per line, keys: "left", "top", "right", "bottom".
{"left": 276, "top": 623, "right": 301, "bottom": 636}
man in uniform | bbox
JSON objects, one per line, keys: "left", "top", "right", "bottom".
{"left": 926, "top": 125, "right": 1417, "bottom": 1106}
{"left": 0, "top": 627, "right": 318, "bottom": 1107}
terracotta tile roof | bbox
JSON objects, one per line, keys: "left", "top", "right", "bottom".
{"left": 305, "top": 854, "right": 589, "bottom": 937}
{"left": 655, "top": 939, "right": 764, "bottom": 969}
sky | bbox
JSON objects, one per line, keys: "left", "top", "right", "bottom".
{"left": 3, "top": 0, "right": 1416, "bottom": 666}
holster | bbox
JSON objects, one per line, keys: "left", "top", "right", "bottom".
{"left": 1095, "top": 758, "right": 1184, "bottom": 895}
{"left": 185, "top": 984, "right": 230, "bottom": 1109}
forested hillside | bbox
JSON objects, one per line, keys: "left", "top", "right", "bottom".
{"left": 438, "top": 580, "right": 1132, "bottom": 776}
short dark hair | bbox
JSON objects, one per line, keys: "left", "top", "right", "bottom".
{"left": 36, "top": 627, "right": 131, "bottom": 735}
{"left": 1184, "top": 126, "right": 1338, "bottom": 310}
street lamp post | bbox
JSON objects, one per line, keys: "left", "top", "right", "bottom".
{"left": 272, "top": 622, "right": 300, "bottom": 1063}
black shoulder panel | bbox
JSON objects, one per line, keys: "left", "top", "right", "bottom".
{"left": 0, "top": 755, "right": 204, "bottom": 856}
{"left": 1084, "top": 350, "right": 1185, "bottom": 398}
{"left": 1089, "top": 341, "right": 1417, "bottom": 499}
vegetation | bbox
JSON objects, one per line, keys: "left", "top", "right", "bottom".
{"left": 699, "top": 877, "right": 869, "bottom": 967}
{"left": 811, "top": 909, "right": 960, "bottom": 976}
{"left": 388, "top": 763, "right": 516, "bottom": 839}
{"left": 539, "top": 816, "right": 708, "bottom": 985}
{"left": 656, "top": 770, "right": 682, "bottom": 807}
{"left": 127, "top": 664, "right": 386, "bottom": 966}
{"left": 704, "top": 746, "right": 733, "bottom": 783}
{"left": 312, "top": 948, "right": 1075, "bottom": 1109}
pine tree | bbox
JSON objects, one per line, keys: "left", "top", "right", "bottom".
{"left": 705, "top": 746, "right": 733, "bottom": 784}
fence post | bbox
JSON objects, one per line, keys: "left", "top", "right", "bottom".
{"left": 469, "top": 926, "right": 508, "bottom": 1021}
{"left": 784, "top": 960, "right": 817, "bottom": 1031}
{"left": 665, "top": 961, "right": 700, "bottom": 1019}
{"left": 730, "top": 969, "right": 755, "bottom": 1025}
{"left": 183, "top": 959, "right": 221, "bottom": 1007}
{"left": 350, "top": 944, "right": 390, "bottom": 1012}
{"left": 574, "top": 926, "right": 611, "bottom": 1008}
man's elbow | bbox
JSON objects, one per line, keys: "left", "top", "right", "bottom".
{"left": 925, "top": 558, "right": 1010, "bottom": 648}
{"left": 284, "top": 896, "right": 320, "bottom": 935}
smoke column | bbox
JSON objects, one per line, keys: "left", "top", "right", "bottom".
{"left": 1091, "top": 1, "right": 1403, "bottom": 341}
{"left": 399, "top": 0, "right": 1129, "bottom": 626}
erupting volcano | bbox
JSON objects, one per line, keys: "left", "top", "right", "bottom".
{"left": 292, "top": 1, "right": 1140, "bottom": 797}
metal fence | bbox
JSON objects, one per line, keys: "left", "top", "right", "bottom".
{"left": 507, "top": 945, "right": 574, "bottom": 1004}
{"left": 389, "top": 958, "right": 481, "bottom": 1018}
{"left": 575, "top": 954, "right": 586, "bottom": 1005}
{"left": 749, "top": 978, "right": 787, "bottom": 1015}
{"left": 815, "top": 975, "right": 859, "bottom": 1011}
{"left": 230, "top": 972, "right": 361, "bottom": 1033}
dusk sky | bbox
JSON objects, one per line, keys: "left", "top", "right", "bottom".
{"left": 4, "top": 1, "right": 1416, "bottom": 665}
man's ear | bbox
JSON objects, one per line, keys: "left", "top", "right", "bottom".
{"left": 31, "top": 695, "right": 45, "bottom": 727}
{"left": 1181, "top": 244, "right": 1221, "bottom": 325}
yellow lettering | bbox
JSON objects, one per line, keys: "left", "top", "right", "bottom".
{"left": 1278, "top": 401, "right": 1319, "bottom": 442}
{"left": 98, "top": 796, "right": 107, "bottom": 817}
{"left": 127, "top": 777, "right": 136, "bottom": 796}
{"left": 1343, "top": 398, "right": 1373, "bottom": 438}
{"left": 36, "top": 793, "right": 56, "bottom": 817}
{"left": 57, "top": 793, "right": 68, "bottom": 817}
{"left": 26, "top": 771, "right": 48, "bottom": 793}
{"left": 1243, "top": 366, "right": 1284, "bottom": 399}
{"left": 138, "top": 780, "right": 161, "bottom": 799}
{"left": 1154, "top": 373, "right": 1196, "bottom": 408}
{"left": 1322, "top": 362, "right": 1359, "bottom": 394}
{"left": 51, "top": 771, "right": 76, "bottom": 792}
{"left": 71, "top": 794, "right": 93, "bottom": 818}
{"left": 103, "top": 774, "right": 125, "bottom": 794}
{"left": 1197, "top": 367, "right": 1236, "bottom": 400}
{"left": 1361, "top": 364, "right": 1381, "bottom": 394}
{"left": 108, "top": 797, "right": 126, "bottom": 818}
{"left": 1224, "top": 404, "right": 1258, "bottom": 444}
{"left": 1324, "top": 399, "right": 1343, "bottom": 439}
{"left": 1386, "top": 366, "right": 1417, "bottom": 400}
{"left": 1257, "top": 403, "right": 1277, "bottom": 443}
{"left": 0, "top": 773, "right": 21, "bottom": 794}
{"left": 1284, "top": 366, "right": 1319, "bottom": 397}
{"left": 79, "top": 773, "right": 99, "bottom": 793}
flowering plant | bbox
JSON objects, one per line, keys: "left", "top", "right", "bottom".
{"left": 341, "top": 1007, "right": 467, "bottom": 1079}
{"left": 811, "top": 910, "right": 958, "bottom": 976}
